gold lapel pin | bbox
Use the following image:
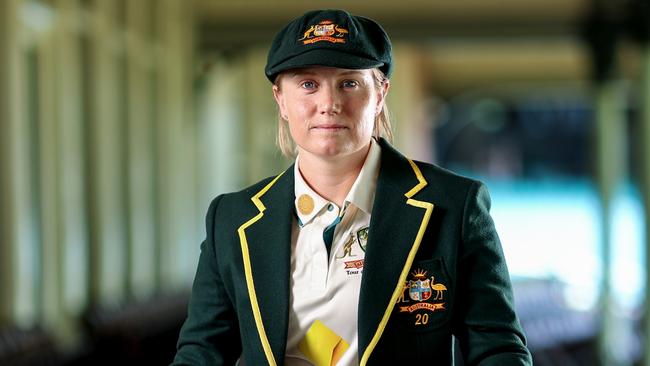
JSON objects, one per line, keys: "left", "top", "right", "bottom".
{"left": 297, "top": 194, "right": 315, "bottom": 215}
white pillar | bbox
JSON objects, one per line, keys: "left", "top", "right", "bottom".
{"left": 125, "top": 0, "right": 157, "bottom": 300}
{"left": 0, "top": 0, "right": 43, "bottom": 327}
{"left": 640, "top": 45, "right": 650, "bottom": 366}
{"left": 389, "top": 43, "right": 431, "bottom": 162}
{"left": 37, "top": 7, "right": 65, "bottom": 342}
{"left": 87, "top": 0, "right": 128, "bottom": 305}
{"left": 594, "top": 80, "right": 627, "bottom": 366}
{"left": 244, "top": 46, "right": 288, "bottom": 181}
{"left": 0, "top": 0, "right": 22, "bottom": 326}
{"left": 55, "top": 0, "right": 89, "bottom": 319}
{"left": 156, "top": 0, "right": 197, "bottom": 289}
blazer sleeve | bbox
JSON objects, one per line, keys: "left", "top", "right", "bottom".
{"left": 453, "top": 181, "right": 532, "bottom": 366}
{"left": 172, "top": 195, "right": 242, "bottom": 366}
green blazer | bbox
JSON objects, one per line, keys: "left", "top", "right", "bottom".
{"left": 172, "top": 139, "right": 532, "bottom": 365}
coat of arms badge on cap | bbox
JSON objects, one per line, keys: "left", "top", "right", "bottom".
{"left": 265, "top": 9, "right": 392, "bottom": 82}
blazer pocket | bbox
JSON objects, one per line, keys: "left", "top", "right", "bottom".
{"left": 390, "top": 258, "right": 452, "bottom": 332}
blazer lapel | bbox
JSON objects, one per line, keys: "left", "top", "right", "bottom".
{"left": 237, "top": 166, "right": 295, "bottom": 366}
{"left": 358, "top": 140, "right": 435, "bottom": 365}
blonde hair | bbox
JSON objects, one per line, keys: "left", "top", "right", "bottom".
{"left": 275, "top": 68, "right": 393, "bottom": 158}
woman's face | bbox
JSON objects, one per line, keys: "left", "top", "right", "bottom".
{"left": 273, "top": 67, "right": 388, "bottom": 160}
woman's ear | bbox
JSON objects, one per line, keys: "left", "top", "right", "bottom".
{"left": 376, "top": 79, "right": 390, "bottom": 116}
{"left": 272, "top": 84, "right": 287, "bottom": 120}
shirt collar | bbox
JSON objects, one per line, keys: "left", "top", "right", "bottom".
{"left": 293, "top": 138, "right": 381, "bottom": 226}
{"left": 294, "top": 161, "right": 331, "bottom": 226}
{"left": 343, "top": 138, "right": 381, "bottom": 215}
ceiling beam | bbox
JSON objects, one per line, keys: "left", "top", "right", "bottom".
{"left": 193, "top": 0, "right": 590, "bottom": 50}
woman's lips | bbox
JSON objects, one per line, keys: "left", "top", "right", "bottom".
{"left": 311, "top": 124, "right": 347, "bottom": 130}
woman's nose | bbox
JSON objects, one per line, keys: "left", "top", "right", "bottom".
{"left": 318, "top": 86, "right": 341, "bottom": 114}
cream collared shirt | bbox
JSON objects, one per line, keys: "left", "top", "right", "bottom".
{"left": 285, "top": 139, "right": 381, "bottom": 366}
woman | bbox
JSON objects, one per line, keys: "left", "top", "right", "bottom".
{"left": 173, "top": 9, "right": 532, "bottom": 366}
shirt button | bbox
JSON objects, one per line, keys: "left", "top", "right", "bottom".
{"left": 327, "top": 203, "right": 334, "bottom": 211}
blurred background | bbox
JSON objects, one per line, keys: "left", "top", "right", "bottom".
{"left": 0, "top": 0, "right": 648, "bottom": 365}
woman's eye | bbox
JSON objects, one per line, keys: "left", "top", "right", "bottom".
{"left": 301, "top": 81, "right": 316, "bottom": 89}
{"left": 342, "top": 80, "right": 358, "bottom": 88}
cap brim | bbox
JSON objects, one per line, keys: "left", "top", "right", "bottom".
{"left": 266, "top": 48, "right": 383, "bottom": 81}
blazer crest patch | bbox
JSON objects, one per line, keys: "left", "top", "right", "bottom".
{"left": 397, "top": 269, "right": 447, "bottom": 318}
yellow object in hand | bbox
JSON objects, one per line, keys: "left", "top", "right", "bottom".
{"left": 298, "top": 320, "right": 350, "bottom": 366}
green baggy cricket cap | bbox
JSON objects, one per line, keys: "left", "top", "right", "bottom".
{"left": 265, "top": 9, "right": 392, "bottom": 82}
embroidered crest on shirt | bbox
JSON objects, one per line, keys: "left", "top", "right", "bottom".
{"left": 356, "top": 227, "right": 368, "bottom": 252}
{"left": 336, "top": 233, "right": 357, "bottom": 259}
{"left": 337, "top": 226, "right": 369, "bottom": 276}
